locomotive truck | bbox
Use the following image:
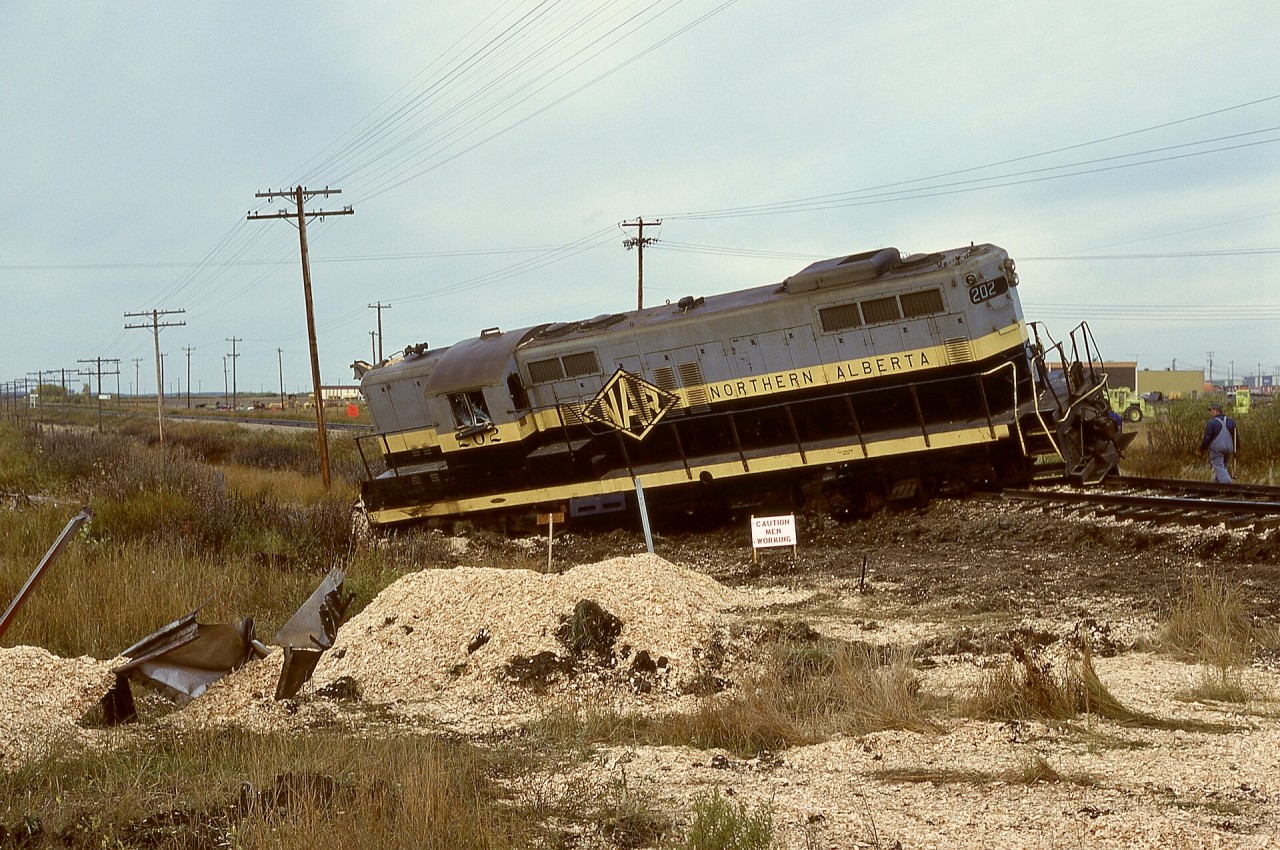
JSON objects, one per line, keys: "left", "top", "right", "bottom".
{"left": 352, "top": 242, "right": 1128, "bottom": 530}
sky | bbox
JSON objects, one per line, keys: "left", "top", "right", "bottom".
{"left": 3, "top": 0, "right": 1279, "bottom": 400}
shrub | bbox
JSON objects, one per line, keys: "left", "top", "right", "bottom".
{"left": 1127, "top": 396, "right": 1280, "bottom": 479}
{"left": 680, "top": 788, "right": 774, "bottom": 850}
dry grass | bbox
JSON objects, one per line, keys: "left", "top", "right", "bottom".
{"left": 685, "top": 639, "right": 938, "bottom": 754}
{"left": 220, "top": 463, "right": 354, "bottom": 505}
{"left": 2, "top": 538, "right": 323, "bottom": 658}
{"left": 1156, "top": 572, "right": 1267, "bottom": 705}
{"left": 0, "top": 423, "right": 448, "bottom": 658}
{"left": 1156, "top": 572, "right": 1256, "bottom": 667}
{"left": 526, "top": 634, "right": 939, "bottom": 758}
{"left": 0, "top": 728, "right": 535, "bottom": 850}
{"left": 963, "top": 641, "right": 1152, "bottom": 726}
{"left": 1179, "top": 667, "right": 1256, "bottom": 704}
{"left": 873, "top": 754, "right": 1097, "bottom": 788}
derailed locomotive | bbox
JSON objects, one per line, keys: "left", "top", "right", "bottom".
{"left": 353, "top": 242, "right": 1127, "bottom": 529}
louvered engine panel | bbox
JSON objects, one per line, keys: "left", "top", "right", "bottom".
{"left": 677, "top": 361, "right": 709, "bottom": 409}
{"left": 944, "top": 337, "right": 973, "bottom": 364}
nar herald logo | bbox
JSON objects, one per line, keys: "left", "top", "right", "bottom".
{"left": 581, "top": 369, "right": 680, "bottom": 440}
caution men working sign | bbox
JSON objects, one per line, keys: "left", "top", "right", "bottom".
{"left": 750, "top": 513, "right": 796, "bottom": 562}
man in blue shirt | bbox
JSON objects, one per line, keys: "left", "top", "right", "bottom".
{"left": 1199, "top": 403, "right": 1238, "bottom": 483}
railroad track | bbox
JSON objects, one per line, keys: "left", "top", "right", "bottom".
{"left": 1103, "top": 475, "right": 1280, "bottom": 503}
{"left": 1003, "top": 476, "right": 1280, "bottom": 530}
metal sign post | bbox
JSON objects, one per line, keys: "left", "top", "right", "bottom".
{"left": 633, "top": 478, "right": 655, "bottom": 554}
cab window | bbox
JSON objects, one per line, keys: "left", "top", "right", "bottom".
{"left": 449, "top": 391, "right": 491, "bottom": 429}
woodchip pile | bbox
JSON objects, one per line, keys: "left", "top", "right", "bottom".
{"left": 309, "top": 553, "right": 744, "bottom": 722}
{"left": 0, "top": 646, "right": 115, "bottom": 767}
{"left": 162, "top": 553, "right": 748, "bottom": 735}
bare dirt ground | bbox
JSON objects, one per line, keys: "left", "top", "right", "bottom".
{"left": 5, "top": 494, "right": 1280, "bottom": 848}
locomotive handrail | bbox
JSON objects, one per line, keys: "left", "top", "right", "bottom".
{"left": 355, "top": 431, "right": 388, "bottom": 480}
{"left": 1075, "top": 320, "right": 1104, "bottom": 389}
{"left": 1019, "top": 342, "right": 1064, "bottom": 463}
{"left": 981, "top": 359, "right": 1040, "bottom": 461}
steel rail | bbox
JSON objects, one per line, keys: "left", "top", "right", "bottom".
{"left": 1004, "top": 488, "right": 1280, "bottom": 517}
{"left": 1105, "top": 475, "right": 1280, "bottom": 502}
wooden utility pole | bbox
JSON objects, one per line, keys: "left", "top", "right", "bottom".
{"left": 277, "top": 348, "right": 285, "bottom": 410}
{"left": 226, "top": 337, "right": 241, "bottom": 409}
{"left": 367, "top": 301, "right": 391, "bottom": 363}
{"left": 26, "top": 370, "right": 44, "bottom": 420}
{"left": 183, "top": 346, "right": 195, "bottom": 409}
{"left": 248, "top": 186, "right": 353, "bottom": 490}
{"left": 125, "top": 308, "right": 185, "bottom": 443}
{"left": 76, "top": 357, "right": 120, "bottom": 433}
{"left": 57, "top": 367, "right": 71, "bottom": 423}
{"left": 621, "top": 217, "right": 661, "bottom": 311}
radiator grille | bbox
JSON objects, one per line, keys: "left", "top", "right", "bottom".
{"left": 944, "top": 337, "right": 973, "bottom": 364}
{"left": 561, "top": 351, "right": 600, "bottom": 377}
{"left": 860, "top": 295, "right": 901, "bottom": 324}
{"left": 900, "top": 288, "right": 944, "bottom": 317}
{"left": 528, "top": 358, "right": 564, "bottom": 383}
{"left": 818, "top": 303, "right": 860, "bottom": 332}
{"left": 677, "top": 361, "right": 709, "bottom": 409}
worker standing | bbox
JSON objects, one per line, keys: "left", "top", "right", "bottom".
{"left": 1198, "top": 403, "right": 1238, "bottom": 483}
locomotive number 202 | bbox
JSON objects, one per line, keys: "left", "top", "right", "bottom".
{"left": 967, "top": 277, "right": 1009, "bottom": 305}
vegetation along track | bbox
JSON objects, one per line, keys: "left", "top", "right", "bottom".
{"left": 1003, "top": 476, "right": 1280, "bottom": 530}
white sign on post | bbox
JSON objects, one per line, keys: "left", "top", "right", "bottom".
{"left": 750, "top": 514, "right": 796, "bottom": 561}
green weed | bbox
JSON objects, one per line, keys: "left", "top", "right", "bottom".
{"left": 679, "top": 788, "right": 775, "bottom": 850}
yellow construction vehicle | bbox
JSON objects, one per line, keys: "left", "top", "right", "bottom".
{"left": 1230, "top": 389, "right": 1252, "bottom": 414}
{"left": 1106, "top": 386, "right": 1151, "bottom": 423}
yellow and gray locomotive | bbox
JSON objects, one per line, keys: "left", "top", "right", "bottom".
{"left": 353, "top": 242, "right": 1123, "bottom": 528}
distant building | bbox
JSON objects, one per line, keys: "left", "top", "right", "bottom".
{"left": 1101, "top": 361, "right": 1137, "bottom": 391}
{"left": 1136, "top": 368, "right": 1203, "bottom": 399}
{"left": 320, "top": 385, "right": 362, "bottom": 403}
{"left": 1245, "top": 373, "right": 1277, "bottom": 395}
{"left": 1051, "top": 360, "right": 1204, "bottom": 399}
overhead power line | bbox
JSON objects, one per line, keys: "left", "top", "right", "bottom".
{"left": 1019, "top": 250, "right": 1280, "bottom": 260}
{"left": 660, "top": 134, "right": 1280, "bottom": 220}
{"left": 1024, "top": 303, "right": 1280, "bottom": 321}
{"left": 657, "top": 93, "right": 1280, "bottom": 221}
{"left": 93, "top": 1, "right": 740, "bottom": 356}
